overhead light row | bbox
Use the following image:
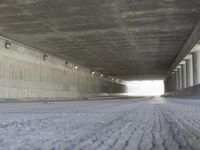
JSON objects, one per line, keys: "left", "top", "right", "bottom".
{"left": 42, "top": 53, "right": 118, "bottom": 81}
{"left": 90, "top": 70, "right": 121, "bottom": 82}
{"left": 43, "top": 54, "right": 79, "bottom": 70}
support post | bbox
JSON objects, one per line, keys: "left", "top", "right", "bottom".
{"left": 192, "top": 52, "right": 200, "bottom": 85}
{"left": 175, "top": 70, "right": 179, "bottom": 90}
{"left": 181, "top": 62, "right": 187, "bottom": 89}
{"left": 172, "top": 72, "right": 175, "bottom": 91}
{"left": 186, "top": 56, "right": 193, "bottom": 87}
{"left": 178, "top": 66, "right": 182, "bottom": 90}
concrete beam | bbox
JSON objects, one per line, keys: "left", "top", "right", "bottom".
{"left": 166, "top": 21, "right": 200, "bottom": 77}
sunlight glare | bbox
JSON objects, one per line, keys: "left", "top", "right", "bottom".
{"left": 127, "top": 80, "right": 164, "bottom": 96}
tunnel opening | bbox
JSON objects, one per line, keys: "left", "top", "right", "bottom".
{"left": 127, "top": 80, "right": 164, "bottom": 96}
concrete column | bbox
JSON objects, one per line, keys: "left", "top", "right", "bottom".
{"left": 175, "top": 70, "right": 179, "bottom": 90}
{"left": 171, "top": 73, "right": 174, "bottom": 91}
{"left": 181, "top": 62, "right": 187, "bottom": 89}
{"left": 186, "top": 57, "right": 193, "bottom": 87}
{"left": 173, "top": 72, "right": 176, "bottom": 91}
{"left": 174, "top": 71, "right": 178, "bottom": 91}
{"left": 192, "top": 52, "right": 200, "bottom": 85}
{"left": 171, "top": 72, "right": 174, "bottom": 92}
{"left": 178, "top": 67, "right": 182, "bottom": 90}
{"left": 164, "top": 78, "right": 167, "bottom": 93}
{"left": 166, "top": 77, "right": 169, "bottom": 92}
{"left": 169, "top": 75, "right": 172, "bottom": 92}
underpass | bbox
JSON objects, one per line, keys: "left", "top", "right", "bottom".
{"left": 0, "top": 0, "right": 200, "bottom": 149}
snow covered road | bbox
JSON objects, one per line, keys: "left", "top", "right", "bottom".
{"left": 0, "top": 97, "right": 200, "bottom": 150}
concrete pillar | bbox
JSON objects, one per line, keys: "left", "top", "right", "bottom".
{"left": 169, "top": 75, "right": 172, "bottom": 92}
{"left": 175, "top": 70, "right": 179, "bottom": 90}
{"left": 164, "top": 78, "right": 167, "bottom": 93}
{"left": 173, "top": 72, "right": 176, "bottom": 91}
{"left": 192, "top": 52, "right": 200, "bottom": 85}
{"left": 164, "top": 76, "right": 171, "bottom": 93}
{"left": 186, "top": 57, "right": 193, "bottom": 87}
{"left": 178, "top": 67, "right": 182, "bottom": 90}
{"left": 171, "top": 72, "right": 175, "bottom": 91}
{"left": 181, "top": 62, "right": 187, "bottom": 89}
{"left": 174, "top": 71, "right": 178, "bottom": 91}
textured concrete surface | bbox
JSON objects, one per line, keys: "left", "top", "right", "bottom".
{"left": 0, "top": 38, "right": 126, "bottom": 99}
{"left": 0, "top": 1, "right": 200, "bottom": 79}
{"left": 1, "top": 97, "right": 200, "bottom": 150}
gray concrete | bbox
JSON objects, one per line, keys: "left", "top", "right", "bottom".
{"left": 173, "top": 71, "right": 177, "bottom": 91}
{"left": 1, "top": 97, "right": 200, "bottom": 150}
{"left": 167, "top": 20, "right": 200, "bottom": 77}
{"left": 0, "top": 1, "right": 200, "bottom": 80}
{"left": 181, "top": 63, "right": 187, "bottom": 89}
{"left": 0, "top": 38, "right": 126, "bottom": 99}
{"left": 192, "top": 52, "right": 200, "bottom": 85}
{"left": 164, "top": 76, "right": 170, "bottom": 93}
{"left": 178, "top": 67, "right": 182, "bottom": 90}
{"left": 186, "top": 57, "right": 193, "bottom": 87}
{"left": 166, "top": 82, "right": 200, "bottom": 97}
{"left": 172, "top": 72, "right": 175, "bottom": 91}
{"left": 175, "top": 70, "right": 179, "bottom": 91}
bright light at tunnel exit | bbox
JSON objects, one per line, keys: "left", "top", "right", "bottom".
{"left": 127, "top": 80, "right": 164, "bottom": 96}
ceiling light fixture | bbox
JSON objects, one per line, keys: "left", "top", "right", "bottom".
{"left": 5, "top": 41, "right": 11, "bottom": 49}
{"left": 43, "top": 54, "right": 48, "bottom": 61}
{"left": 74, "top": 65, "right": 78, "bottom": 70}
{"left": 65, "top": 61, "right": 68, "bottom": 66}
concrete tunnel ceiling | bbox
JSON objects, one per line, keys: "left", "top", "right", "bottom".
{"left": 0, "top": 0, "right": 200, "bottom": 80}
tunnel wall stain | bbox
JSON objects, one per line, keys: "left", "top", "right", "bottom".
{"left": 0, "top": 38, "right": 126, "bottom": 100}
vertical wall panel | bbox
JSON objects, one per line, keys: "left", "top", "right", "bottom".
{"left": 0, "top": 38, "right": 126, "bottom": 99}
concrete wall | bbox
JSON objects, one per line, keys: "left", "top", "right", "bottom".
{"left": 0, "top": 37, "right": 126, "bottom": 100}
{"left": 165, "top": 84, "right": 200, "bottom": 98}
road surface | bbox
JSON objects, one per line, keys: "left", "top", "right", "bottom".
{"left": 0, "top": 97, "right": 200, "bottom": 150}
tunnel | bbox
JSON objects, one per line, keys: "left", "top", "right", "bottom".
{"left": 0, "top": 0, "right": 200, "bottom": 150}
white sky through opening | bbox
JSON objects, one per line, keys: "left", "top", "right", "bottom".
{"left": 127, "top": 80, "right": 164, "bottom": 96}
